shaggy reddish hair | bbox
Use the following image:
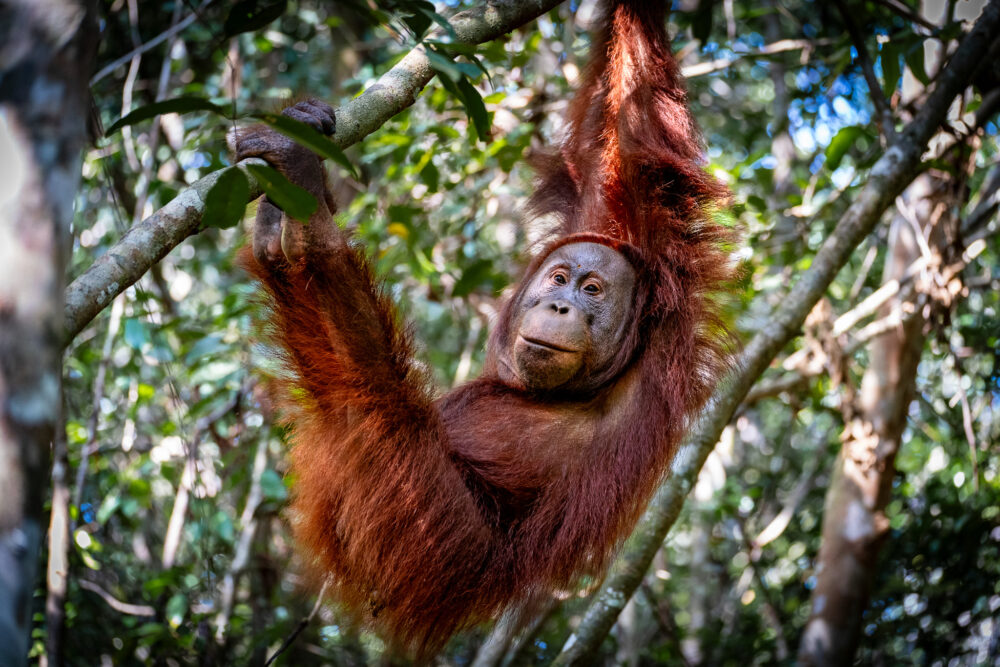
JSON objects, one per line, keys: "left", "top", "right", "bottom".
{"left": 242, "top": 0, "right": 734, "bottom": 656}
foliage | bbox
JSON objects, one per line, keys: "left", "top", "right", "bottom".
{"left": 44, "top": 0, "right": 998, "bottom": 665}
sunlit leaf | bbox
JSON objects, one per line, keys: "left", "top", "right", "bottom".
{"left": 184, "top": 333, "right": 227, "bottom": 364}
{"left": 825, "top": 125, "right": 866, "bottom": 170}
{"left": 166, "top": 594, "right": 188, "bottom": 628}
{"left": 426, "top": 47, "right": 465, "bottom": 82}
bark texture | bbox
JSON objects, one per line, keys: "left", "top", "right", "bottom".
{"left": 0, "top": 0, "right": 95, "bottom": 663}
{"left": 797, "top": 172, "right": 963, "bottom": 666}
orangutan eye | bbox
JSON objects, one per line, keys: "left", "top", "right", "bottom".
{"left": 583, "top": 282, "right": 601, "bottom": 295}
{"left": 552, "top": 272, "right": 568, "bottom": 285}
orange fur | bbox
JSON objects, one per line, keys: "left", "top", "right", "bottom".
{"left": 242, "top": 0, "right": 735, "bottom": 656}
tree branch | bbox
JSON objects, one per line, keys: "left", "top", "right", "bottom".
{"left": 551, "top": 2, "right": 1000, "bottom": 662}
{"left": 680, "top": 38, "right": 834, "bottom": 78}
{"left": 64, "top": 0, "right": 565, "bottom": 344}
{"left": 88, "top": 0, "right": 209, "bottom": 86}
{"left": 79, "top": 580, "right": 155, "bottom": 617}
{"left": 834, "top": 0, "right": 896, "bottom": 141}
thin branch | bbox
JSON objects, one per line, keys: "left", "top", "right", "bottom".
{"left": 638, "top": 583, "right": 691, "bottom": 667}
{"left": 963, "top": 161, "right": 1000, "bottom": 238}
{"left": 64, "top": 0, "right": 565, "bottom": 345}
{"left": 88, "top": 0, "right": 209, "bottom": 86}
{"left": 472, "top": 613, "right": 519, "bottom": 667}
{"left": 161, "top": 388, "right": 243, "bottom": 569}
{"left": 752, "top": 449, "right": 822, "bottom": 548}
{"left": 680, "top": 39, "right": 833, "bottom": 78}
{"left": 214, "top": 429, "right": 268, "bottom": 644}
{"left": 264, "top": 582, "right": 328, "bottom": 667}
{"left": 871, "top": 0, "right": 939, "bottom": 32}
{"left": 736, "top": 518, "right": 790, "bottom": 661}
{"left": 950, "top": 351, "right": 982, "bottom": 490}
{"left": 72, "top": 294, "right": 124, "bottom": 521}
{"left": 551, "top": 3, "right": 1000, "bottom": 662}
{"left": 45, "top": 399, "right": 70, "bottom": 666}
{"left": 834, "top": 0, "right": 897, "bottom": 141}
{"left": 745, "top": 230, "right": 986, "bottom": 405}
{"left": 79, "top": 580, "right": 156, "bottom": 617}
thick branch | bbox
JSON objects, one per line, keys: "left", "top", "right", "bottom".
{"left": 551, "top": 2, "right": 1000, "bottom": 662}
{"left": 64, "top": 159, "right": 264, "bottom": 342}
{"left": 63, "top": 0, "right": 564, "bottom": 344}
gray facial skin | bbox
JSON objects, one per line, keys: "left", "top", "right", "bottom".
{"left": 512, "top": 242, "right": 636, "bottom": 391}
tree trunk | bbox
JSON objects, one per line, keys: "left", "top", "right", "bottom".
{"left": 0, "top": 1, "right": 95, "bottom": 663}
{"left": 797, "top": 0, "right": 987, "bottom": 659}
{"left": 797, "top": 169, "right": 960, "bottom": 665}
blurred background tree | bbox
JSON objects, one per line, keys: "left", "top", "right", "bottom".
{"left": 29, "top": 0, "right": 999, "bottom": 664}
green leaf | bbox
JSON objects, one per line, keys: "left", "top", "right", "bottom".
{"left": 400, "top": 0, "right": 436, "bottom": 38}
{"left": 880, "top": 42, "right": 901, "bottom": 100}
{"left": 184, "top": 333, "right": 227, "bottom": 365}
{"left": 124, "top": 318, "right": 150, "bottom": 350}
{"left": 456, "top": 77, "right": 490, "bottom": 141}
{"left": 419, "top": 5, "right": 456, "bottom": 40}
{"left": 434, "top": 65, "right": 490, "bottom": 143}
{"left": 96, "top": 494, "right": 120, "bottom": 524}
{"left": 260, "top": 469, "right": 287, "bottom": 502}
{"left": 905, "top": 43, "right": 930, "bottom": 85}
{"left": 106, "top": 97, "right": 224, "bottom": 135}
{"left": 252, "top": 112, "right": 358, "bottom": 178}
{"left": 203, "top": 168, "right": 250, "bottom": 230}
{"left": 825, "top": 125, "right": 866, "bottom": 170}
{"left": 223, "top": 0, "right": 287, "bottom": 37}
{"left": 165, "top": 593, "right": 188, "bottom": 629}
{"left": 452, "top": 259, "right": 494, "bottom": 297}
{"left": 426, "top": 47, "right": 465, "bottom": 82}
{"left": 245, "top": 164, "right": 317, "bottom": 223}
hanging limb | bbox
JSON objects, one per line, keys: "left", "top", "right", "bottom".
{"left": 62, "top": 0, "right": 566, "bottom": 346}
{"left": 734, "top": 517, "right": 790, "bottom": 661}
{"left": 500, "top": 599, "right": 559, "bottom": 667}
{"left": 871, "top": 0, "right": 939, "bottom": 32}
{"left": 550, "top": 3, "right": 1000, "bottom": 663}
